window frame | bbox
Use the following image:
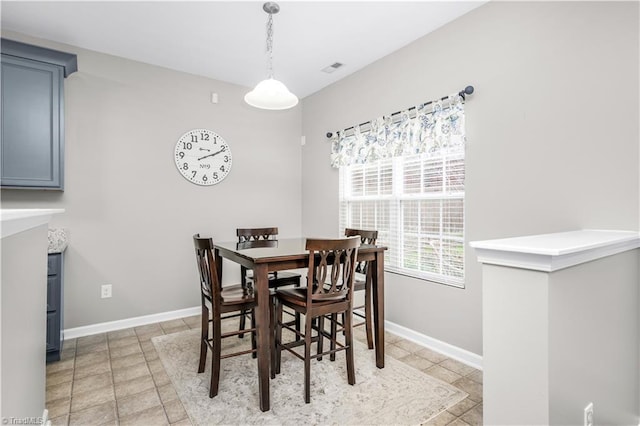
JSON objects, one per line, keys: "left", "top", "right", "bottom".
{"left": 339, "top": 149, "right": 465, "bottom": 288}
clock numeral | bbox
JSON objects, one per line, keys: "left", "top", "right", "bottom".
{"left": 202, "top": 174, "right": 208, "bottom": 182}
{"left": 190, "top": 135, "right": 197, "bottom": 143}
{"left": 191, "top": 171, "right": 197, "bottom": 178}
{"left": 183, "top": 163, "right": 189, "bottom": 170}
{"left": 219, "top": 165, "right": 225, "bottom": 172}
{"left": 200, "top": 132, "right": 210, "bottom": 141}
{"left": 213, "top": 172, "right": 219, "bottom": 180}
{"left": 183, "top": 142, "right": 193, "bottom": 150}
{"left": 224, "top": 155, "right": 229, "bottom": 163}
{"left": 178, "top": 152, "right": 185, "bottom": 159}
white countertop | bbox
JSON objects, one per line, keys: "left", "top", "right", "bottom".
{"left": 1, "top": 209, "right": 65, "bottom": 239}
{"left": 470, "top": 229, "right": 640, "bottom": 272}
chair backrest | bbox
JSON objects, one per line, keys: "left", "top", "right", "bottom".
{"left": 236, "top": 227, "right": 279, "bottom": 250}
{"left": 344, "top": 228, "right": 378, "bottom": 275}
{"left": 193, "top": 234, "right": 221, "bottom": 308}
{"left": 306, "top": 236, "right": 360, "bottom": 303}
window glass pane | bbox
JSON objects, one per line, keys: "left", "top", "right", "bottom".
{"left": 419, "top": 239, "right": 440, "bottom": 274}
{"left": 442, "top": 239, "right": 464, "bottom": 279}
{"left": 403, "top": 158, "right": 421, "bottom": 194}
{"left": 421, "top": 199, "right": 441, "bottom": 235}
{"left": 365, "top": 166, "right": 378, "bottom": 196}
{"left": 403, "top": 234, "right": 418, "bottom": 270}
{"left": 424, "top": 158, "right": 443, "bottom": 193}
{"left": 402, "top": 200, "right": 419, "bottom": 234}
{"left": 443, "top": 198, "right": 464, "bottom": 237}
{"left": 351, "top": 168, "right": 363, "bottom": 196}
{"left": 446, "top": 156, "right": 465, "bottom": 192}
{"left": 380, "top": 162, "right": 393, "bottom": 195}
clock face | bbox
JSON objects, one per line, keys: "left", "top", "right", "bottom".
{"left": 174, "top": 129, "right": 232, "bottom": 186}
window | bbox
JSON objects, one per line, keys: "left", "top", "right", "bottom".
{"left": 339, "top": 146, "right": 465, "bottom": 287}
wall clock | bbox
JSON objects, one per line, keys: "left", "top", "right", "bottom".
{"left": 174, "top": 129, "right": 232, "bottom": 186}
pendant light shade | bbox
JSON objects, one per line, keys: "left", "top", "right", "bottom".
{"left": 245, "top": 2, "right": 298, "bottom": 110}
{"left": 244, "top": 78, "right": 298, "bottom": 110}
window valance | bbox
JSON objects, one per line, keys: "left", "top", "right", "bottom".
{"left": 330, "top": 94, "right": 466, "bottom": 168}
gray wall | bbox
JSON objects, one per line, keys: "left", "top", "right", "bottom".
{"left": 1, "top": 224, "right": 49, "bottom": 419}
{"left": 1, "top": 31, "right": 303, "bottom": 329}
{"left": 549, "top": 249, "right": 639, "bottom": 425}
{"left": 300, "top": 1, "right": 639, "bottom": 355}
{"left": 482, "top": 250, "right": 639, "bottom": 425}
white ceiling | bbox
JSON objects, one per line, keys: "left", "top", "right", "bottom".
{"left": 1, "top": 1, "right": 486, "bottom": 99}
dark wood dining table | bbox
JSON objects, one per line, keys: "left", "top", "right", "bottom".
{"left": 213, "top": 237, "right": 387, "bottom": 412}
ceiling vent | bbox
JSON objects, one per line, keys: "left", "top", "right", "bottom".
{"left": 321, "top": 62, "right": 344, "bottom": 74}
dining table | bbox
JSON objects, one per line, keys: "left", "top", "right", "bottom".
{"left": 213, "top": 237, "right": 387, "bottom": 412}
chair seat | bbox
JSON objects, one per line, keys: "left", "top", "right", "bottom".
{"left": 246, "top": 270, "right": 301, "bottom": 288}
{"left": 220, "top": 284, "right": 255, "bottom": 305}
{"left": 277, "top": 287, "right": 347, "bottom": 307}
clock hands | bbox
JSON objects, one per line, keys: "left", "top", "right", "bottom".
{"left": 199, "top": 148, "right": 211, "bottom": 152}
{"left": 197, "top": 147, "right": 225, "bottom": 161}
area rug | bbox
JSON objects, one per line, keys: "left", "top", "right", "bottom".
{"left": 152, "top": 328, "right": 467, "bottom": 425}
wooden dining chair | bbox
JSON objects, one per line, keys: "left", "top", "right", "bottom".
{"left": 274, "top": 236, "right": 360, "bottom": 403}
{"left": 343, "top": 228, "right": 378, "bottom": 350}
{"left": 236, "top": 227, "right": 301, "bottom": 340}
{"left": 193, "top": 234, "right": 258, "bottom": 398}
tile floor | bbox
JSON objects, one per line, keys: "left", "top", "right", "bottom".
{"left": 45, "top": 315, "right": 482, "bottom": 426}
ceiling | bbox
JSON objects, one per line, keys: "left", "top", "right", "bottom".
{"left": 1, "top": 1, "right": 486, "bottom": 99}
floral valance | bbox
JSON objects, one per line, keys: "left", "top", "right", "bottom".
{"left": 330, "top": 94, "right": 466, "bottom": 168}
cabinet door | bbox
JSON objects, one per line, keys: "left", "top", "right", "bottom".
{"left": 1, "top": 55, "right": 63, "bottom": 189}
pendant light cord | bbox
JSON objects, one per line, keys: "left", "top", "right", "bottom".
{"left": 266, "top": 12, "right": 274, "bottom": 79}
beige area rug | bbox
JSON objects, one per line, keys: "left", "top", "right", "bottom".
{"left": 152, "top": 328, "right": 467, "bottom": 425}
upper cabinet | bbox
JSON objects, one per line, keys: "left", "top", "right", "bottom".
{"left": 1, "top": 39, "right": 77, "bottom": 190}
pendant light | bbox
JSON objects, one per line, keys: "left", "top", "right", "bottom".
{"left": 244, "top": 2, "right": 298, "bottom": 110}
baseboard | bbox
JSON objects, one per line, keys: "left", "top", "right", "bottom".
{"left": 385, "top": 320, "right": 483, "bottom": 370}
{"left": 63, "top": 306, "right": 200, "bottom": 340}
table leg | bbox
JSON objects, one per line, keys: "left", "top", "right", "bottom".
{"left": 372, "top": 252, "right": 385, "bottom": 368}
{"left": 253, "top": 264, "right": 271, "bottom": 411}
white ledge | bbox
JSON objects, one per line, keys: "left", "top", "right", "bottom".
{"left": 469, "top": 230, "right": 640, "bottom": 272}
{"left": 1, "top": 209, "right": 65, "bottom": 239}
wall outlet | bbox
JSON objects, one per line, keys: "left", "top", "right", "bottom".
{"left": 584, "top": 402, "right": 594, "bottom": 426}
{"left": 101, "top": 284, "right": 112, "bottom": 299}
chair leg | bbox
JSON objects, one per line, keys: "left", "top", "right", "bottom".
{"left": 209, "top": 316, "right": 222, "bottom": 398}
{"left": 330, "top": 313, "right": 337, "bottom": 362}
{"left": 295, "top": 312, "right": 301, "bottom": 342}
{"left": 198, "top": 304, "right": 208, "bottom": 373}
{"left": 364, "top": 279, "right": 374, "bottom": 350}
{"left": 250, "top": 308, "right": 257, "bottom": 359}
{"left": 316, "top": 315, "right": 324, "bottom": 361}
{"left": 275, "top": 299, "right": 284, "bottom": 375}
{"left": 238, "top": 309, "right": 247, "bottom": 339}
{"left": 294, "top": 278, "right": 301, "bottom": 342}
{"left": 344, "top": 309, "right": 356, "bottom": 386}
{"left": 270, "top": 297, "right": 276, "bottom": 379}
{"left": 304, "top": 314, "right": 313, "bottom": 403}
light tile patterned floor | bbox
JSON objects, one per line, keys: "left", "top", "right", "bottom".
{"left": 46, "top": 315, "right": 482, "bottom": 425}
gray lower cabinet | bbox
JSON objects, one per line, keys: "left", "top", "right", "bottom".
{"left": 1, "top": 39, "right": 77, "bottom": 190}
{"left": 46, "top": 253, "right": 64, "bottom": 363}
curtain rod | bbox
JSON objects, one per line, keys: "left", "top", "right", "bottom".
{"left": 325, "top": 85, "right": 474, "bottom": 139}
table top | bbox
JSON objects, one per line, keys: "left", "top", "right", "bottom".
{"left": 214, "top": 237, "right": 386, "bottom": 264}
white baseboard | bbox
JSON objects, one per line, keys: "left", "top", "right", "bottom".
{"left": 63, "top": 306, "right": 483, "bottom": 371}
{"left": 63, "top": 306, "right": 200, "bottom": 340}
{"left": 385, "top": 320, "right": 483, "bottom": 370}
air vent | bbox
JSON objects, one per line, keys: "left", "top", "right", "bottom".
{"left": 321, "top": 62, "right": 344, "bottom": 74}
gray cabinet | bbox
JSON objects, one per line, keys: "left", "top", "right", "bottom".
{"left": 1, "top": 39, "right": 77, "bottom": 190}
{"left": 46, "top": 253, "right": 63, "bottom": 363}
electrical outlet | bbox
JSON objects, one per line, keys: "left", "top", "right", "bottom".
{"left": 101, "top": 284, "right": 112, "bottom": 299}
{"left": 584, "top": 402, "right": 594, "bottom": 426}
